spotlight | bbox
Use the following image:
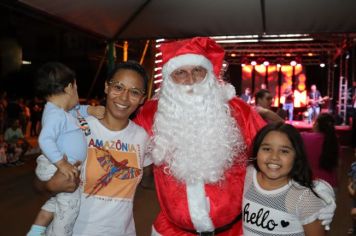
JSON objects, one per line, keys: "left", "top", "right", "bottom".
{"left": 22, "top": 60, "right": 32, "bottom": 65}
{"left": 251, "top": 61, "right": 257, "bottom": 66}
{"left": 277, "top": 64, "right": 281, "bottom": 68}
{"left": 241, "top": 63, "right": 246, "bottom": 67}
{"left": 320, "top": 63, "right": 326, "bottom": 68}
{"left": 290, "top": 60, "right": 297, "bottom": 66}
{"left": 263, "top": 61, "right": 269, "bottom": 66}
{"left": 230, "top": 53, "right": 237, "bottom": 57}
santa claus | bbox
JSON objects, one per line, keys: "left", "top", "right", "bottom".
{"left": 134, "top": 37, "right": 265, "bottom": 235}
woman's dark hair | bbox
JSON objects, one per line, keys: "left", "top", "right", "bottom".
{"left": 251, "top": 122, "right": 316, "bottom": 194}
{"left": 35, "top": 62, "right": 76, "bottom": 98}
{"left": 106, "top": 61, "right": 148, "bottom": 92}
{"left": 315, "top": 113, "right": 339, "bottom": 171}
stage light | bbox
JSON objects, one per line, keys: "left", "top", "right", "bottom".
{"left": 277, "top": 64, "right": 281, "bottom": 68}
{"left": 286, "top": 53, "right": 291, "bottom": 57}
{"left": 251, "top": 61, "right": 257, "bottom": 66}
{"left": 241, "top": 63, "right": 246, "bottom": 67}
{"left": 308, "top": 52, "right": 313, "bottom": 56}
{"left": 320, "top": 63, "right": 326, "bottom": 68}
{"left": 250, "top": 53, "right": 255, "bottom": 57}
{"left": 263, "top": 61, "right": 269, "bottom": 66}
{"left": 222, "top": 62, "right": 228, "bottom": 69}
{"left": 334, "top": 64, "right": 338, "bottom": 68}
{"left": 290, "top": 60, "right": 297, "bottom": 66}
{"left": 230, "top": 53, "right": 237, "bottom": 57}
{"left": 22, "top": 60, "right": 31, "bottom": 65}
{"left": 215, "top": 39, "right": 259, "bottom": 43}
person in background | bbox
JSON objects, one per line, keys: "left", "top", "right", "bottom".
{"left": 0, "top": 135, "right": 8, "bottom": 166}
{"left": 348, "top": 161, "right": 356, "bottom": 235}
{"left": 352, "top": 81, "right": 356, "bottom": 157}
{"left": 6, "top": 94, "right": 22, "bottom": 129}
{"left": 244, "top": 122, "right": 332, "bottom": 235}
{"left": 301, "top": 113, "right": 339, "bottom": 190}
{"left": 240, "top": 87, "right": 252, "bottom": 105}
{"left": 30, "top": 97, "right": 43, "bottom": 137}
{"left": 282, "top": 85, "right": 294, "bottom": 122}
{"left": 0, "top": 91, "right": 7, "bottom": 134}
{"left": 260, "top": 83, "right": 267, "bottom": 90}
{"left": 255, "top": 89, "right": 285, "bottom": 124}
{"left": 27, "top": 62, "right": 105, "bottom": 236}
{"left": 307, "top": 84, "right": 322, "bottom": 123}
{"left": 4, "top": 119, "right": 29, "bottom": 164}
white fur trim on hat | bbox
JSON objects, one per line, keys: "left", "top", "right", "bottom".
{"left": 162, "top": 54, "right": 213, "bottom": 77}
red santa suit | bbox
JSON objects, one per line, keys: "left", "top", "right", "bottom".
{"left": 134, "top": 37, "right": 266, "bottom": 235}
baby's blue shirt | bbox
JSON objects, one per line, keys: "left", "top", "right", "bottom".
{"left": 39, "top": 102, "right": 88, "bottom": 164}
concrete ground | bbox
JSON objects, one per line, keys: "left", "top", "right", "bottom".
{"left": 0, "top": 141, "right": 353, "bottom": 235}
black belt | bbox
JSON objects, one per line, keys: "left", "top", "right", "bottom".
{"left": 181, "top": 213, "right": 242, "bottom": 236}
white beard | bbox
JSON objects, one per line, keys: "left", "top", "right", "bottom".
{"left": 147, "top": 73, "right": 246, "bottom": 184}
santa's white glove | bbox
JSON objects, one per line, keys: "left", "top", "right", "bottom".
{"left": 313, "top": 179, "right": 336, "bottom": 231}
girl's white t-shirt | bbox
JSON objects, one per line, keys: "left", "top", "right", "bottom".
{"left": 242, "top": 166, "right": 326, "bottom": 236}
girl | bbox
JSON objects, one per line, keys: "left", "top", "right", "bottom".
{"left": 243, "top": 122, "right": 327, "bottom": 236}
{"left": 27, "top": 62, "right": 104, "bottom": 236}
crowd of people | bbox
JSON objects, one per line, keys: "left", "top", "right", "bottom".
{"left": 0, "top": 92, "right": 43, "bottom": 167}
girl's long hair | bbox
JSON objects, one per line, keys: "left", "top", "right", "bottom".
{"left": 251, "top": 122, "right": 317, "bottom": 195}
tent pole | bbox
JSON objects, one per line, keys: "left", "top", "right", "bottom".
{"left": 140, "top": 40, "right": 150, "bottom": 65}
{"left": 86, "top": 45, "right": 108, "bottom": 100}
{"left": 123, "top": 41, "right": 128, "bottom": 62}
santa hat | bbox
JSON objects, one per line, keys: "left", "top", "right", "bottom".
{"left": 160, "top": 37, "right": 225, "bottom": 79}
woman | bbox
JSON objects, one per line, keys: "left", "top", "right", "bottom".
{"left": 301, "top": 113, "right": 339, "bottom": 189}
{"left": 35, "top": 61, "right": 151, "bottom": 236}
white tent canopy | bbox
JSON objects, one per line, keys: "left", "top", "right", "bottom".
{"left": 18, "top": 0, "right": 356, "bottom": 40}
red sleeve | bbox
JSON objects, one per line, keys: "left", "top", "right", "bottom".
{"left": 133, "top": 99, "right": 157, "bottom": 136}
{"left": 229, "top": 97, "right": 266, "bottom": 154}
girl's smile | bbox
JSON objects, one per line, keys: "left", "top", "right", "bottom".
{"left": 256, "top": 131, "right": 296, "bottom": 190}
